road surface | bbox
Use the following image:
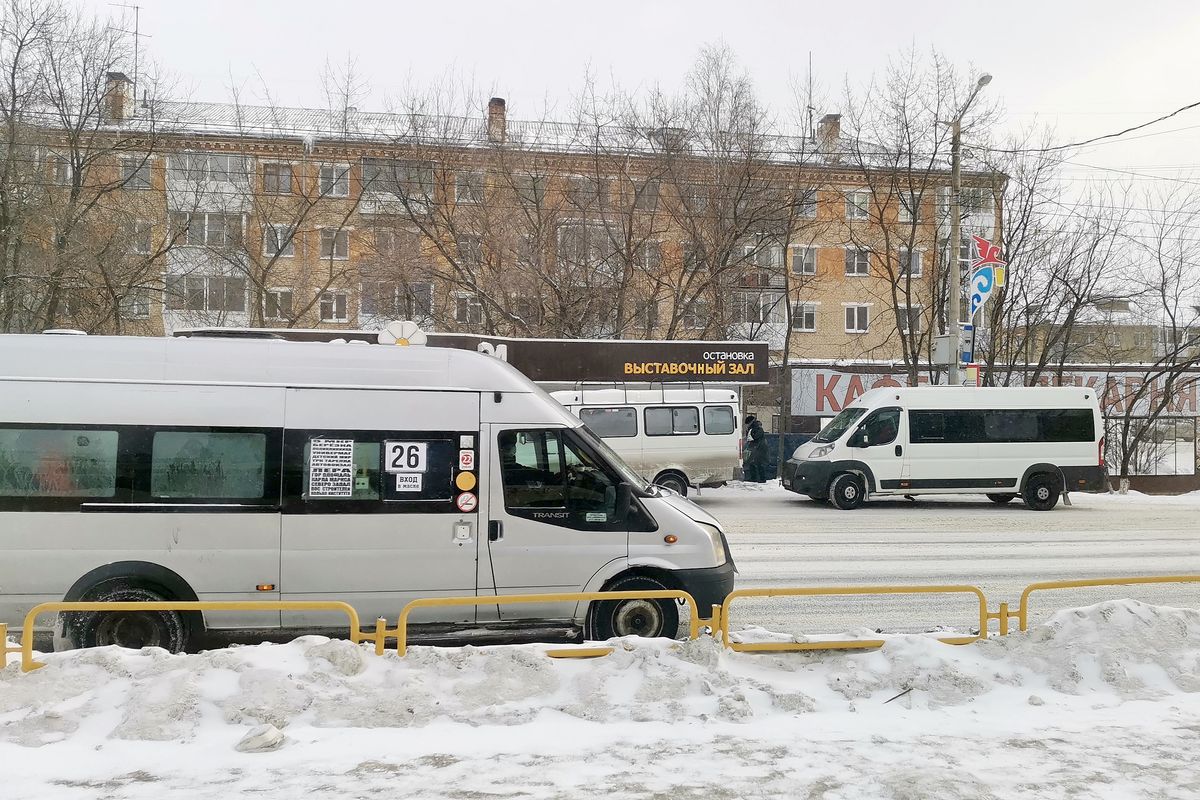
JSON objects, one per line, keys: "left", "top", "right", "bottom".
{"left": 693, "top": 483, "right": 1200, "bottom": 638}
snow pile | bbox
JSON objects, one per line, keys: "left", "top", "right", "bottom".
{"left": 3, "top": 599, "right": 1199, "bottom": 798}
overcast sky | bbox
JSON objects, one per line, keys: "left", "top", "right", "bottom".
{"left": 82, "top": 0, "right": 1200, "bottom": 199}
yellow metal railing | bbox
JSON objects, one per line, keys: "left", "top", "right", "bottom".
{"left": 1017, "top": 574, "right": 1200, "bottom": 631}
{"left": 392, "top": 590, "right": 702, "bottom": 656}
{"left": 718, "top": 584, "right": 989, "bottom": 653}
{"left": 2, "top": 622, "right": 22, "bottom": 667}
{"left": 17, "top": 600, "right": 365, "bottom": 673}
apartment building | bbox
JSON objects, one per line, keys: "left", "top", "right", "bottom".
{"left": 21, "top": 72, "right": 1001, "bottom": 364}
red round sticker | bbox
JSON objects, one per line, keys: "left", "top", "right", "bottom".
{"left": 455, "top": 492, "right": 478, "bottom": 512}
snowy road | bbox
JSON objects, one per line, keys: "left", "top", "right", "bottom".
{"left": 694, "top": 484, "right": 1200, "bottom": 637}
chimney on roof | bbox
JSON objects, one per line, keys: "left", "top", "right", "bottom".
{"left": 817, "top": 113, "right": 841, "bottom": 154}
{"left": 487, "top": 97, "right": 507, "bottom": 144}
{"left": 104, "top": 72, "right": 132, "bottom": 123}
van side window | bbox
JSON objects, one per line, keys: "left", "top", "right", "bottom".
{"left": 579, "top": 407, "right": 637, "bottom": 438}
{"left": 983, "top": 411, "right": 1038, "bottom": 442}
{"left": 151, "top": 431, "right": 267, "bottom": 499}
{"left": 500, "top": 429, "right": 620, "bottom": 521}
{"left": 0, "top": 427, "right": 119, "bottom": 498}
{"left": 703, "top": 406, "right": 736, "bottom": 435}
{"left": 859, "top": 408, "right": 900, "bottom": 446}
{"left": 296, "top": 433, "right": 458, "bottom": 505}
{"left": 645, "top": 406, "right": 700, "bottom": 436}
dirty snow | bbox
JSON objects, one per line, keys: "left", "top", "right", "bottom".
{"left": 4, "top": 599, "right": 1200, "bottom": 799}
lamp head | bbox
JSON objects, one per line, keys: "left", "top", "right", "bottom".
{"left": 977, "top": 73, "right": 993, "bottom": 88}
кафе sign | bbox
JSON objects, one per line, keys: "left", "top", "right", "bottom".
{"left": 426, "top": 334, "right": 770, "bottom": 384}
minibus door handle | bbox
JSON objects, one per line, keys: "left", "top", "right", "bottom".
{"left": 488, "top": 520, "right": 504, "bottom": 542}
{"left": 895, "top": 445, "right": 903, "bottom": 457}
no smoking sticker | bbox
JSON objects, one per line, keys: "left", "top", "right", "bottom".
{"left": 455, "top": 492, "right": 478, "bottom": 513}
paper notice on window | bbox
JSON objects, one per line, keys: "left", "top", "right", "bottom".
{"left": 308, "top": 438, "right": 354, "bottom": 498}
{"left": 395, "top": 473, "right": 423, "bottom": 492}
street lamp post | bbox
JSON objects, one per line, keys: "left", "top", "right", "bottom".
{"left": 946, "top": 72, "right": 992, "bottom": 385}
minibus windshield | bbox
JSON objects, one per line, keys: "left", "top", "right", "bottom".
{"left": 812, "top": 407, "right": 867, "bottom": 443}
{"left": 575, "top": 425, "right": 653, "bottom": 494}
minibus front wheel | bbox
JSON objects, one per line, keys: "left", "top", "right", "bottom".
{"left": 829, "top": 473, "right": 865, "bottom": 510}
{"left": 586, "top": 573, "right": 680, "bottom": 640}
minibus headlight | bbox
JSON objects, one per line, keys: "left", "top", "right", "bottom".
{"left": 699, "top": 523, "right": 727, "bottom": 566}
{"left": 808, "top": 444, "right": 834, "bottom": 459}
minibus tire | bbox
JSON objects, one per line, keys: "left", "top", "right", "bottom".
{"left": 1022, "top": 474, "right": 1061, "bottom": 511}
{"left": 986, "top": 493, "right": 1018, "bottom": 504}
{"left": 829, "top": 473, "right": 865, "bottom": 510}
{"left": 654, "top": 472, "right": 689, "bottom": 497}
{"left": 587, "top": 574, "right": 680, "bottom": 640}
{"left": 59, "top": 579, "right": 192, "bottom": 653}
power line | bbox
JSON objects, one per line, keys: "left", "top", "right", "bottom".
{"left": 977, "top": 97, "right": 1200, "bottom": 155}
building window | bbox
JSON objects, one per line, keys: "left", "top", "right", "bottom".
{"left": 130, "top": 221, "right": 153, "bottom": 255}
{"left": 456, "top": 170, "right": 484, "bottom": 204}
{"left": 264, "top": 224, "right": 296, "bottom": 258}
{"left": 898, "top": 191, "right": 920, "bottom": 223}
{"left": 796, "top": 187, "right": 818, "bottom": 218}
{"left": 898, "top": 248, "right": 922, "bottom": 277}
{"left": 791, "top": 246, "right": 816, "bottom": 275}
{"left": 899, "top": 305, "right": 922, "bottom": 334}
{"left": 265, "top": 288, "right": 293, "bottom": 320}
{"left": 320, "top": 290, "right": 349, "bottom": 322}
{"left": 361, "top": 158, "right": 434, "bottom": 202}
{"left": 635, "top": 240, "right": 662, "bottom": 271}
{"left": 633, "top": 179, "right": 660, "bottom": 211}
{"left": 683, "top": 297, "right": 710, "bottom": 329}
{"left": 567, "top": 175, "right": 605, "bottom": 208}
{"left": 121, "top": 156, "right": 152, "bottom": 189}
{"left": 514, "top": 173, "right": 546, "bottom": 207}
{"left": 845, "top": 247, "right": 871, "bottom": 276}
{"left": 361, "top": 281, "right": 433, "bottom": 320}
{"left": 169, "top": 212, "right": 244, "bottom": 248}
{"left": 320, "top": 228, "right": 349, "bottom": 260}
{"left": 164, "top": 274, "right": 246, "bottom": 313}
{"left": 120, "top": 288, "right": 150, "bottom": 320}
{"left": 456, "top": 234, "right": 482, "bottom": 269}
{"left": 845, "top": 190, "right": 870, "bottom": 220}
{"left": 845, "top": 304, "right": 870, "bottom": 333}
{"left": 49, "top": 153, "right": 72, "bottom": 186}
{"left": 732, "top": 290, "right": 785, "bottom": 325}
{"left": 792, "top": 302, "right": 816, "bottom": 332}
{"left": 455, "top": 294, "right": 483, "bottom": 325}
{"left": 557, "top": 222, "right": 617, "bottom": 280}
{"left": 262, "top": 163, "right": 293, "bottom": 195}
{"left": 319, "top": 164, "right": 350, "bottom": 197}
{"left": 167, "top": 152, "right": 249, "bottom": 184}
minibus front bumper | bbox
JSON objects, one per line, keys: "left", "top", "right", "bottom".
{"left": 675, "top": 561, "right": 736, "bottom": 615}
{"left": 780, "top": 458, "right": 833, "bottom": 496}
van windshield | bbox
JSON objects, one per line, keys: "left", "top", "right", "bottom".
{"left": 812, "top": 407, "right": 867, "bottom": 443}
{"left": 575, "top": 425, "right": 652, "bottom": 494}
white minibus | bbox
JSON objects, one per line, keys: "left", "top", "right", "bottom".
{"left": 0, "top": 333, "right": 734, "bottom": 651}
{"left": 550, "top": 386, "right": 740, "bottom": 496}
{"left": 782, "top": 386, "right": 1107, "bottom": 510}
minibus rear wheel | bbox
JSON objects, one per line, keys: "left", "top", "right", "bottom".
{"left": 653, "top": 471, "right": 689, "bottom": 497}
{"left": 587, "top": 574, "right": 680, "bottom": 640}
{"left": 1022, "top": 474, "right": 1061, "bottom": 511}
{"left": 829, "top": 473, "right": 865, "bottom": 510}
{"left": 56, "top": 579, "right": 192, "bottom": 653}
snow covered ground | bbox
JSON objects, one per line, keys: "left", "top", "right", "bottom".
{"left": 4, "top": 599, "right": 1200, "bottom": 799}
{"left": 698, "top": 482, "right": 1200, "bottom": 639}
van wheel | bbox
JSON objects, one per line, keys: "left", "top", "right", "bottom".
{"left": 587, "top": 574, "right": 680, "bottom": 640}
{"left": 654, "top": 472, "right": 689, "bottom": 497}
{"left": 56, "top": 579, "right": 191, "bottom": 653}
{"left": 1023, "top": 474, "right": 1061, "bottom": 511}
{"left": 987, "top": 493, "right": 1018, "bottom": 504}
{"left": 829, "top": 473, "right": 865, "bottom": 510}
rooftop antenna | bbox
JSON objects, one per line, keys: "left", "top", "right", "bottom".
{"left": 109, "top": 4, "right": 150, "bottom": 103}
{"left": 806, "top": 51, "right": 816, "bottom": 141}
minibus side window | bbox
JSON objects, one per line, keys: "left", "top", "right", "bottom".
{"left": 151, "top": 431, "right": 267, "bottom": 499}
{"left": 579, "top": 407, "right": 638, "bottom": 438}
{"left": 703, "top": 406, "right": 736, "bottom": 435}
{"left": 0, "top": 427, "right": 119, "bottom": 498}
{"left": 499, "top": 429, "right": 624, "bottom": 525}
{"left": 645, "top": 406, "right": 700, "bottom": 436}
{"left": 858, "top": 408, "right": 900, "bottom": 446}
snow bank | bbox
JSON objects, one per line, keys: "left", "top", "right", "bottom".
{"left": 3, "top": 599, "right": 1199, "bottom": 798}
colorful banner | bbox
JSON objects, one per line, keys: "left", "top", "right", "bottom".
{"left": 968, "top": 235, "right": 1006, "bottom": 318}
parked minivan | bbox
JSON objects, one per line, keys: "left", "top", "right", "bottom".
{"left": 0, "top": 333, "right": 735, "bottom": 651}
{"left": 782, "top": 386, "right": 1107, "bottom": 510}
{"left": 551, "top": 386, "right": 740, "bottom": 496}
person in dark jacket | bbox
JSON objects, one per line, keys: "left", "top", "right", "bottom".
{"left": 744, "top": 414, "right": 768, "bottom": 482}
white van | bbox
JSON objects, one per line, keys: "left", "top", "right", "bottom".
{"left": 551, "top": 386, "right": 740, "bottom": 496}
{"left": 782, "top": 386, "right": 1107, "bottom": 510}
{"left": 0, "top": 333, "right": 735, "bottom": 651}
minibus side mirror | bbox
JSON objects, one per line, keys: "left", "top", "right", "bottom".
{"left": 615, "top": 482, "right": 633, "bottom": 521}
